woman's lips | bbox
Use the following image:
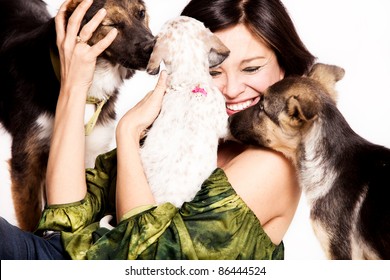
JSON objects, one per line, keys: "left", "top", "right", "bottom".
{"left": 226, "top": 96, "right": 261, "bottom": 116}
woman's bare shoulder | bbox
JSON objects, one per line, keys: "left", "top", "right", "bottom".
{"left": 222, "top": 145, "right": 295, "bottom": 185}
{"left": 221, "top": 145, "right": 301, "bottom": 244}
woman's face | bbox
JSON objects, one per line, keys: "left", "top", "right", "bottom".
{"left": 211, "top": 24, "right": 285, "bottom": 116}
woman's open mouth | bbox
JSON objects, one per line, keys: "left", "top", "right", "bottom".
{"left": 226, "top": 96, "right": 261, "bottom": 116}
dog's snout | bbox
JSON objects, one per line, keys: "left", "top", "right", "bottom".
{"left": 117, "top": 32, "right": 155, "bottom": 70}
{"left": 141, "top": 37, "right": 156, "bottom": 51}
{"left": 135, "top": 33, "right": 155, "bottom": 50}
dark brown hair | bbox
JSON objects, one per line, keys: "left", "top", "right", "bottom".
{"left": 181, "top": 0, "right": 316, "bottom": 76}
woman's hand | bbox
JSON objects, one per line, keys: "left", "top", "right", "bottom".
{"left": 55, "top": 0, "right": 118, "bottom": 96}
{"left": 46, "top": 0, "right": 117, "bottom": 205}
{"left": 115, "top": 71, "right": 167, "bottom": 220}
{"left": 116, "top": 71, "right": 168, "bottom": 143}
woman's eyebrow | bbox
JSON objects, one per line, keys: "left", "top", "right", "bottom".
{"left": 241, "top": 56, "right": 268, "bottom": 64}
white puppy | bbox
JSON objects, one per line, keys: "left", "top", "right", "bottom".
{"left": 141, "top": 16, "right": 230, "bottom": 207}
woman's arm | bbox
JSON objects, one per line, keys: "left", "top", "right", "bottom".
{"left": 45, "top": 0, "right": 117, "bottom": 205}
{"left": 115, "top": 72, "right": 167, "bottom": 221}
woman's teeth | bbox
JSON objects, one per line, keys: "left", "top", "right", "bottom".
{"left": 226, "top": 99, "right": 253, "bottom": 111}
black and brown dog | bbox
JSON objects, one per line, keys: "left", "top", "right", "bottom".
{"left": 229, "top": 63, "right": 390, "bottom": 259}
{"left": 0, "top": 0, "right": 155, "bottom": 231}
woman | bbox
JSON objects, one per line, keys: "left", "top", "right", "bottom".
{"left": 0, "top": 0, "right": 314, "bottom": 259}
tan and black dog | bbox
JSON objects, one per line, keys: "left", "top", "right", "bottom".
{"left": 0, "top": 0, "right": 155, "bottom": 231}
{"left": 229, "top": 63, "right": 390, "bottom": 259}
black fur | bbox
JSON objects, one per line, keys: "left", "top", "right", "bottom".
{"left": 0, "top": 2, "right": 59, "bottom": 232}
{"left": 229, "top": 65, "right": 390, "bottom": 259}
{"left": 0, "top": 0, "right": 154, "bottom": 231}
{"left": 309, "top": 104, "right": 390, "bottom": 259}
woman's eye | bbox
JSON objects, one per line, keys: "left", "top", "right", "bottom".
{"left": 242, "top": 66, "right": 261, "bottom": 74}
{"left": 209, "top": 70, "right": 221, "bottom": 77}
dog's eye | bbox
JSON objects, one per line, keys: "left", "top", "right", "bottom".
{"left": 138, "top": 9, "right": 146, "bottom": 20}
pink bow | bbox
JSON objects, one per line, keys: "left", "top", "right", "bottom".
{"left": 192, "top": 85, "right": 207, "bottom": 97}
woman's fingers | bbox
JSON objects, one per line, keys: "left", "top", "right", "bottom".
{"left": 57, "top": 0, "right": 116, "bottom": 58}
{"left": 155, "top": 70, "right": 168, "bottom": 95}
{"left": 136, "top": 71, "right": 167, "bottom": 119}
{"left": 117, "top": 71, "right": 167, "bottom": 139}
{"left": 54, "top": 0, "right": 118, "bottom": 89}
{"left": 66, "top": 0, "right": 93, "bottom": 42}
{"left": 54, "top": 0, "right": 72, "bottom": 46}
{"left": 148, "top": 70, "right": 168, "bottom": 105}
{"left": 89, "top": 28, "right": 118, "bottom": 57}
{"left": 138, "top": 71, "right": 167, "bottom": 107}
{"left": 78, "top": 7, "right": 107, "bottom": 43}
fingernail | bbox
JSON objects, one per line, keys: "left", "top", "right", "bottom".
{"left": 99, "top": 8, "right": 106, "bottom": 15}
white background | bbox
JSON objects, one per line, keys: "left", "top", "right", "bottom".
{"left": 1, "top": 0, "right": 390, "bottom": 260}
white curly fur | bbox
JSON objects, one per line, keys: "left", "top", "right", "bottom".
{"left": 140, "top": 16, "right": 229, "bottom": 207}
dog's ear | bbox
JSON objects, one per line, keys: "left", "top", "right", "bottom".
{"left": 206, "top": 31, "right": 230, "bottom": 67}
{"left": 308, "top": 63, "right": 345, "bottom": 102}
{"left": 146, "top": 36, "right": 166, "bottom": 75}
{"left": 286, "top": 94, "right": 320, "bottom": 127}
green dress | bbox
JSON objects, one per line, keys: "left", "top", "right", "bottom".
{"left": 36, "top": 149, "right": 284, "bottom": 260}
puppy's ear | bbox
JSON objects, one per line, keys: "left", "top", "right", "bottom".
{"left": 286, "top": 94, "right": 320, "bottom": 127}
{"left": 146, "top": 36, "right": 165, "bottom": 75}
{"left": 308, "top": 63, "right": 345, "bottom": 102}
{"left": 207, "top": 31, "right": 230, "bottom": 67}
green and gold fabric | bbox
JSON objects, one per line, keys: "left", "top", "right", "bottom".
{"left": 36, "top": 149, "right": 284, "bottom": 260}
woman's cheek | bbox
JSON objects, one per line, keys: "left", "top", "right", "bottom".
{"left": 212, "top": 77, "right": 225, "bottom": 93}
{"left": 250, "top": 71, "right": 281, "bottom": 93}
{"left": 247, "top": 75, "right": 268, "bottom": 94}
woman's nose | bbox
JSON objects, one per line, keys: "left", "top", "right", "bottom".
{"left": 222, "top": 76, "right": 246, "bottom": 99}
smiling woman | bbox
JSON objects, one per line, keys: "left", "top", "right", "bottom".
{"left": 209, "top": 24, "right": 284, "bottom": 116}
